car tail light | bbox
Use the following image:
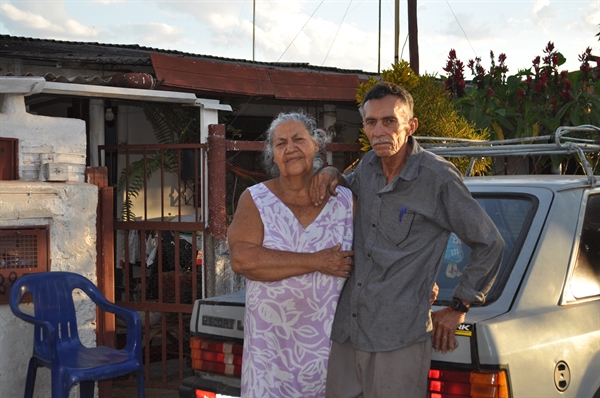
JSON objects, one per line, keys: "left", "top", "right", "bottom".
{"left": 428, "top": 368, "right": 509, "bottom": 398}
{"left": 195, "top": 391, "right": 216, "bottom": 398}
{"left": 194, "top": 391, "right": 238, "bottom": 398}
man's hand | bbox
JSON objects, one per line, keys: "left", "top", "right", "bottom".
{"left": 431, "top": 307, "right": 465, "bottom": 353}
{"left": 310, "top": 166, "right": 341, "bottom": 206}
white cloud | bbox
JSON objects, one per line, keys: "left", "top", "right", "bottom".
{"left": 532, "top": 0, "right": 555, "bottom": 32}
{"left": 150, "top": 0, "right": 380, "bottom": 70}
{"left": 579, "top": 0, "right": 600, "bottom": 32}
{"left": 108, "top": 22, "right": 185, "bottom": 49}
{"left": 1, "top": 3, "right": 61, "bottom": 32}
{"left": 0, "top": 2, "right": 101, "bottom": 40}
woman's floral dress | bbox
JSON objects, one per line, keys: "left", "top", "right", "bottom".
{"left": 241, "top": 183, "right": 353, "bottom": 398}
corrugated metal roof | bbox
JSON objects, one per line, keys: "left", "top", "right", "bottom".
{"left": 0, "top": 35, "right": 373, "bottom": 75}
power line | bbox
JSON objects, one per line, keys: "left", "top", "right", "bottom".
{"left": 322, "top": 0, "right": 353, "bottom": 66}
{"left": 277, "top": 0, "right": 325, "bottom": 62}
{"left": 445, "top": 0, "right": 477, "bottom": 58}
{"left": 222, "top": 1, "right": 248, "bottom": 58}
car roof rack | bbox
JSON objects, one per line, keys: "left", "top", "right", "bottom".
{"left": 415, "top": 125, "right": 600, "bottom": 186}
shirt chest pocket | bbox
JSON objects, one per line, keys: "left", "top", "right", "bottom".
{"left": 395, "top": 212, "right": 418, "bottom": 246}
{"left": 377, "top": 209, "right": 420, "bottom": 246}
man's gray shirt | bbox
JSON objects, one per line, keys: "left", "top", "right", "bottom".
{"left": 330, "top": 138, "right": 505, "bottom": 352}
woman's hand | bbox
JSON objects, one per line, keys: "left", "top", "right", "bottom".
{"left": 431, "top": 282, "right": 439, "bottom": 304}
{"left": 316, "top": 243, "right": 354, "bottom": 278}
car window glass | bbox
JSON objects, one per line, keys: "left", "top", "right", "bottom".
{"left": 571, "top": 194, "right": 600, "bottom": 299}
{"left": 434, "top": 196, "right": 535, "bottom": 304}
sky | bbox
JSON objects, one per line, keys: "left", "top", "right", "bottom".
{"left": 0, "top": 0, "right": 598, "bottom": 77}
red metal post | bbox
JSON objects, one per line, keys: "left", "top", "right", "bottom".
{"left": 208, "top": 124, "right": 227, "bottom": 240}
{"left": 86, "top": 166, "right": 115, "bottom": 398}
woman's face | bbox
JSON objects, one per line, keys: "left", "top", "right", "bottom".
{"left": 272, "top": 120, "right": 319, "bottom": 177}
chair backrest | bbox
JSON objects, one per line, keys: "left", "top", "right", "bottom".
{"left": 10, "top": 272, "right": 100, "bottom": 355}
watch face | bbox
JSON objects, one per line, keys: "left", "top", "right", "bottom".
{"left": 451, "top": 298, "right": 460, "bottom": 310}
{"left": 451, "top": 298, "right": 468, "bottom": 312}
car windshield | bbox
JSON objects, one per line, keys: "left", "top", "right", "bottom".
{"left": 435, "top": 194, "right": 537, "bottom": 305}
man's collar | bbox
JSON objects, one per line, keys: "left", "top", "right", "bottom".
{"left": 401, "top": 136, "right": 423, "bottom": 181}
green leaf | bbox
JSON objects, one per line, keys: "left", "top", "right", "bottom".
{"left": 506, "top": 75, "right": 522, "bottom": 92}
{"left": 556, "top": 52, "right": 567, "bottom": 66}
{"left": 491, "top": 121, "right": 504, "bottom": 140}
{"left": 496, "top": 115, "right": 515, "bottom": 131}
{"left": 550, "top": 155, "right": 564, "bottom": 171}
{"left": 570, "top": 109, "right": 582, "bottom": 126}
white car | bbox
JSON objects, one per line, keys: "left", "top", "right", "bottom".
{"left": 430, "top": 175, "right": 600, "bottom": 398}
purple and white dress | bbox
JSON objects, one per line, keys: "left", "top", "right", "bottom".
{"left": 241, "top": 183, "right": 353, "bottom": 398}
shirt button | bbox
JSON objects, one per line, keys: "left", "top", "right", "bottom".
{"left": 357, "top": 283, "right": 362, "bottom": 287}
{"left": 378, "top": 194, "right": 382, "bottom": 198}
{"left": 352, "top": 314, "right": 357, "bottom": 317}
{"left": 367, "top": 254, "right": 371, "bottom": 258}
{"left": 372, "top": 224, "right": 376, "bottom": 228}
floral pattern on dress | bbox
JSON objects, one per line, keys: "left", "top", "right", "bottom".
{"left": 241, "top": 183, "right": 353, "bottom": 398}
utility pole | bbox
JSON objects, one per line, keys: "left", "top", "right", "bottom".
{"left": 394, "top": 0, "right": 399, "bottom": 64}
{"left": 378, "top": 0, "right": 382, "bottom": 73}
{"left": 408, "top": 0, "right": 419, "bottom": 74}
{"left": 252, "top": 0, "right": 256, "bottom": 61}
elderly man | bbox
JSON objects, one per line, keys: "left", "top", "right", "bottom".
{"left": 311, "top": 82, "right": 505, "bottom": 397}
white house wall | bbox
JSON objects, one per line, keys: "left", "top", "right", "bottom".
{"left": 1, "top": 93, "right": 86, "bottom": 182}
{"left": 0, "top": 78, "right": 98, "bottom": 398}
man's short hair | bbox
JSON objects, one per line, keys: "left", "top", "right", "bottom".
{"left": 359, "top": 82, "right": 414, "bottom": 119}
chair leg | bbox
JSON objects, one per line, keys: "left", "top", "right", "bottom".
{"left": 79, "top": 381, "right": 95, "bottom": 398}
{"left": 51, "top": 375, "right": 69, "bottom": 398}
{"left": 24, "top": 357, "right": 38, "bottom": 398}
{"left": 136, "top": 370, "right": 145, "bottom": 398}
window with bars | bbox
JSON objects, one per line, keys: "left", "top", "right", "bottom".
{"left": 0, "top": 225, "right": 50, "bottom": 304}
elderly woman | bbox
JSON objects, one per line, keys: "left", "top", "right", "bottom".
{"left": 228, "top": 111, "right": 355, "bottom": 398}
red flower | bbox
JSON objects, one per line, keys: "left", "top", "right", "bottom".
{"left": 517, "top": 89, "right": 525, "bottom": 99}
{"left": 560, "top": 90, "right": 572, "bottom": 101}
{"left": 443, "top": 57, "right": 456, "bottom": 72}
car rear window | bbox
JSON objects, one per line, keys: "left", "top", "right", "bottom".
{"left": 434, "top": 194, "right": 537, "bottom": 305}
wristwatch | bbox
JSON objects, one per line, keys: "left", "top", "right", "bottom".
{"left": 450, "top": 297, "right": 470, "bottom": 313}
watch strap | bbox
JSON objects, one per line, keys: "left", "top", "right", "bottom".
{"left": 451, "top": 297, "right": 470, "bottom": 313}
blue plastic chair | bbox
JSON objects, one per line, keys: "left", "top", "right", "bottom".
{"left": 9, "top": 271, "right": 145, "bottom": 398}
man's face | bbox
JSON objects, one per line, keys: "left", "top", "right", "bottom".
{"left": 362, "top": 95, "right": 418, "bottom": 159}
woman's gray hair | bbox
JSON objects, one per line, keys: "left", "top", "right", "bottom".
{"left": 262, "top": 111, "right": 330, "bottom": 177}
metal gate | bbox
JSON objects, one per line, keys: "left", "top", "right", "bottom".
{"left": 101, "top": 141, "right": 208, "bottom": 390}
